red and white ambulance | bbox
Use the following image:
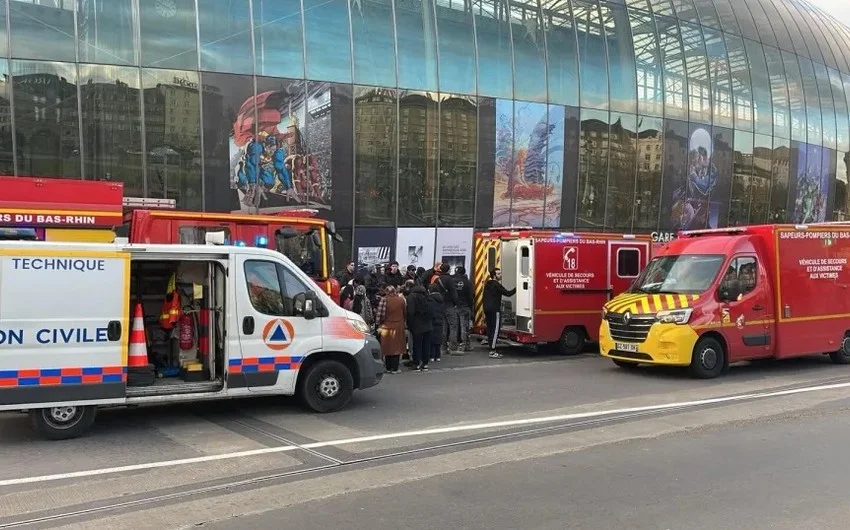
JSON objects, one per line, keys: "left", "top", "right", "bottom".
{"left": 473, "top": 229, "right": 651, "bottom": 355}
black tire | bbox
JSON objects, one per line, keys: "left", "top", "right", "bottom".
{"left": 299, "top": 360, "right": 355, "bottom": 413}
{"left": 829, "top": 337, "right": 850, "bottom": 364}
{"left": 612, "top": 359, "right": 640, "bottom": 369}
{"left": 29, "top": 405, "right": 97, "bottom": 440}
{"left": 558, "top": 327, "right": 586, "bottom": 356}
{"left": 689, "top": 337, "right": 726, "bottom": 379}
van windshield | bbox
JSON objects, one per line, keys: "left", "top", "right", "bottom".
{"left": 631, "top": 255, "right": 725, "bottom": 295}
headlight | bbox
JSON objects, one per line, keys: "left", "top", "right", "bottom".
{"left": 601, "top": 306, "right": 608, "bottom": 319}
{"left": 656, "top": 308, "right": 693, "bottom": 325}
{"left": 348, "top": 318, "right": 370, "bottom": 334}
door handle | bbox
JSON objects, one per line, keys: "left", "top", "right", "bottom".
{"left": 107, "top": 320, "right": 122, "bottom": 341}
{"left": 242, "top": 316, "right": 255, "bottom": 335}
{"left": 752, "top": 305, "right": 764, "bottom": 311}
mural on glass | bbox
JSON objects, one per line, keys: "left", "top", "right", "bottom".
{"left": 792, "top": 144, "right": 829, "bottom": 224}
{"left": 492, "top": 100, "right": 565, "bottom": 227}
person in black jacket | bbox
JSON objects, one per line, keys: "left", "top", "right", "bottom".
{"left": 404, "top": 265, "right": 418, "bottom": 285}
{"left": 427, "top": 284, "right": 446, "bottom": 363}
{"left": 406, "top": 285, "right": 433, "bottom": 371}
{"left": 384, "top": 260, "right": 405, "bottom": 288}
{"left": 453, "top": 265, "right": 474, "bottom": 352}
{"left": 483, "top": 268, "right": 515, "bottom": 359}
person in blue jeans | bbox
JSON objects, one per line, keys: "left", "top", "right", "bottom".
{"left": 406, "top": 284, "right": 432, "bottom": 371}
{"left": 427, "top": 284, "right": 446, "bottom": 363}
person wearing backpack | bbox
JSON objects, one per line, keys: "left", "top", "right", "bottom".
{"left": 435, "top": 263, "right": 459, "bottom": 354}
{"left": 406, "top": 284, "right": 432, "bottom": 371}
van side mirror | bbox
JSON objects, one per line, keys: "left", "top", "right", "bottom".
{"left": 293, "top": 292, "right": 318, "bottom": 320}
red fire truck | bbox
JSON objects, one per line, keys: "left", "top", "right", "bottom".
{"left": 473, "top": 229, "right": 652, "bottom": 355}
{"left": 0, "top": 176, "right": 342, "bottom": 301}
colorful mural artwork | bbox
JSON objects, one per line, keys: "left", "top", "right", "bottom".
{"left": 492, "top": 100, "right": 565, "bottom": 227}
{"left": 793, "top": 144, "right": 829, "bottom": 224}
{"left": 669, "top": 126, "right": 719, "bottom": 231}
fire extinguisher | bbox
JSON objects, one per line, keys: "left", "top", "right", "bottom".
{"left": 179, "top": 313, "right": 195, "bottom": 351}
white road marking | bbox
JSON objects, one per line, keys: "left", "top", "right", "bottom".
{"left": 3, "top": 379, "right": 850, "bottom": 487}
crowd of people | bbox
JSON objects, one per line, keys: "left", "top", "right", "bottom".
{"left": 336, "top": 260, "right": 503, "bottom": 373}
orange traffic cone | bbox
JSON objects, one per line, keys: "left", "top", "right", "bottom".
{"left": 128, "top": 303, "right": 150, "bottom": 368}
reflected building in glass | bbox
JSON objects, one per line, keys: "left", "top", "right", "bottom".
{"left": 2, "top": 0, "right": 850, "bottom": 263}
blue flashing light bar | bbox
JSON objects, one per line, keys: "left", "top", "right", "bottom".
{"left": 255, "top": 235, "right": 268, "bottom": 247}
{"left": 234, "top": 240, "right": 246, "bottom": 247}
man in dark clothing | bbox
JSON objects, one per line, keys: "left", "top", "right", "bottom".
{"left": 384, "top": 260, "right": 405, "bottom": 288}
{"left": 435, "top": 263, "right": 459, "bottom": 354}
{"left": 453, "top": 265, "right": 474, "bottom": 352}
{"left": 406, "top": 284, "right": 433, "bottom": 371}
{"left": 427, "top": 284, "right": 445, "bottom": 363}
{"left": 404, "top": 265, "right": 418, "bottom": 285}
{"left": 483, "top": 268, "right": 515, "bottom": 359}
{"left": 335, "top": 262, "right": 355, "bottom": 302}
{"left": 365, "top": 265, "right": 383, "bottom": 307}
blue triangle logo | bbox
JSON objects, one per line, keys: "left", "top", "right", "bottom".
{"left": 269, "top": 323, "right": 288, "bottom": 342}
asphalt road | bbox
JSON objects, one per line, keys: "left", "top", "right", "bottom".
{"left": 2, "top": 346, "right": 850, "bottom": 529}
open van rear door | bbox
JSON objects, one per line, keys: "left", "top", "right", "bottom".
{"left": 516, "top": 238, "right": 534, "bottom": 333}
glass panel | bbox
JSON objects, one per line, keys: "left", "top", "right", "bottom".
{"left": 80, "top": 64, "right": 142, "bottom": 196}
{"left": 12, "top": 60, "right": 80, "bottom": 178}
{"left": 782, "top": 50, "right": 807, "bottom": 143}
{"left": 475, "top": 97, "right": 495, "bottom": 228}
{"left": 437, "top": 94, "right": 476, "bottom": 226}
{"left": 0, "top": 59, "right": 13, "bottom": 175}
{"left": 633, "top": 116, "right": 663, "bottom": 231}
{"left": 784, "top": 0, "right": 828, "bottom": 67}
{"left": 647, "top": 0, "right": 674, "bottom": 17}
{"left": 806, "top": 8, "right": 846, "bottom": 72}
{"left": 659, "top": 118, "right": 688, "bottom": 230}
{"left": 729, "top": 131, "right": 754, "bottom": 226}
{"left": 724, "top": 34, "right": 753, "bottom": 132}
{"left": 711, "top": 0, "right": 739, "bottom": 35}
{"left": 770, "top": 137, "right": 790, "bottom": 222}
{"left": 10, "top": 0, "right": 74, "bottom": 62}
{"left": 669, "top": 0, "right": 699, "bottom": 24}
{"left": 835, "top": 149, "right": 848, "bottom": 221}
{"left": 142, "top": 68, "right": 202, "bottom": 209}
{"left": 602, "top": 3, "right": 637, "bottom": 114}
{"left": 573, "top": 0, "right": 609, "bottom": 110}
{"left": 308, "top": 81, "right": 353, "bottom": 225}
{"left": 77, "top": 0, "right": 136, "bottom": 66}
{"left": 629, "top": 7, "right": 663, "bottom": 117}
{"left": 798, "top": 56, "right": 822, "bottom": 147}
{"left": 547, "top": 1, "right": 580, "bottom": 107}
{"left": 824, "top": 146, "right": 837, "bottom": 222}
{"left": 473, "top": 0, "right": 512, "bottom": 99}
{"left": 691, "top": 0, "right": 720, "bottom": 29}
{"left": 303, "top": 0, "right": 352, "bottom": 83}
{"left": 198, "top": 0, "right": 252, "bottom": 74}
{"left": 139, "top": 0, "right": 198, "bottom": 70}
{"left": 577, "top": 109, "right": 609, "bottom": 228}
{"left": 350, "top": 0, "right": 395, "bottom": 87}
{"left": 709, "top": 125, "right": 734, "bottom": 227}
{"left": 829, "top": 68, "right": 849, "bottom": 153}
{"left": 750, "top": 134, "right": 772, "bottom": 224}
{"left": 561, "top": 105, "right": 581, "bottom": 228}
{"left": 544, "top": 104, "right": 567, "bottom": 228}
{"left": 253, "top": 0, "right": 304, "bottom": 79}
{"left": 742, "top": 0, "right": 777, "bottom": 48}
{"left": 770, "top": 0, "right": 811, "bottom": 60}
{"left": 791, "top": 144, "right": 828, "bottom": 223}
{"left": 354, "top": 87, "right": 397, "bottom": 226}
{"left": 435, "top": 0, "right": 476, "bottom": 95}
{"left": 744, "top": 39, "right": 773, "bottom": 137}
{"left": 604, "top": 113, "right": 637, "bottom": 230}
{"left": 681, "top": 22, "right": 712, "bottom": 125}
{"left": 824, "top": 18, "right": 850, "bottom": 74}
{"left": 625, "top": 0, "right": 650, "bottom": 10}
{"left": 398, "top": 90, "right": 438, "bottom": 225}
{"left": 814, "top": 61, "right": 837, "bottom": 150}
{"left": 396, "top": 0, "right": 439, "bottom": 91}
{"left": 655, "top": 16, "right": 687, "bottom": 120}
{"left": 509, "top": 1, "right": 546, "bottom": 102}
{"left": 757, "top": 0, "right": 794, "bottom": 52}
{"left": 729, "top": 0, "right": 759, "bottom": 41}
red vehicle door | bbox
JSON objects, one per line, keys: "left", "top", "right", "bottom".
{"left": 718, "top": 255, "right": 773, "bottom": 361}
{"left": 607, "top": 241, "right": 649, "bottom": 299}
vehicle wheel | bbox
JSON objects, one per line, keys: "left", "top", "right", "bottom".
{"left": 829, "top": 336, "right": 850, "bottom": 364}
{"left": 299, "top": 360, "right": 354, "bottom": 413}
{"left": 689, "top": 337, "right": 726, "bottom": 379}
{"left": 558, "top": 327, "right": 586, "bottom": 356}
{"left": 612, "top": 359, "right": 640, "bottom": 370}
{"left": 29, "top": 405, "right": 97, "bottom": 440}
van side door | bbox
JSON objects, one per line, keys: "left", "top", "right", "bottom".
{"left": 720, "top": 255, "right": 772, "bottom": 361}
{"left": 233, "top": 256, "right": 323, "bottom": 394}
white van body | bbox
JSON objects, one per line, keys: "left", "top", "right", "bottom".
{"left": 0, "top": 241, "right": 384, "bottom": 439}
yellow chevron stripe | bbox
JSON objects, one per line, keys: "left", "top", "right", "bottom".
{"left": 665, "top": 294, "right": 676, "bottom": 310}
{"left": 652, "top": 295, "right": 663, "bottom": 312}
{"left": 678, "top": 294, "right": 689, "bottom": 308}
{"left": 639, "top": 297, "right": 651, "bottom": 314}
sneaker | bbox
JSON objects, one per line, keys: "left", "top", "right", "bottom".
{"left": 489, "top": 351, "right": 503, "bottom": 359}
{"left": 435, "top": 358, "right": 441, "bottom": 362}
{"left": 416, "top": 364, "right": 423, "bottom": 372}
{"left": 422, "top": 365, "right": 429, "bottom": 371}
{"left": 393, "top": 370, "right": 402, "bottom": 374}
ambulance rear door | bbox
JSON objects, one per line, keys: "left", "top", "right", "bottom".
{"left": 515, "top": 238, "right": 534, "bottom": 334}
{"left": 499, "top": 239, "right": 518, "bottom": 328}
{"left": 607, "top": 240, "right": 649, "bottom": 297}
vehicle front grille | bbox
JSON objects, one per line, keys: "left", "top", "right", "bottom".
{"left": 606, "top": 313, "right": 655, "bottom": 343}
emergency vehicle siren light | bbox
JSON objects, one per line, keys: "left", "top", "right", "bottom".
{"left": 255, "top": 235, "right": 269, "bottom": 247}
{"left": 123, "top": 197, "right": 177, "bottom": 210}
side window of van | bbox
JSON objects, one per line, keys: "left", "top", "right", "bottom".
{"left": 720, "top": 257, "right": 758, "bottom": 298}
{"left": 244, "top": 260, "right": 314, "bottom": 317}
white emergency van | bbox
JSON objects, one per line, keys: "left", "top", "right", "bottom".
{"left": 0, "top": 239, "right": 384, "bottom": 439}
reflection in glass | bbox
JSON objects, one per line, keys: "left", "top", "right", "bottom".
{"left": 691, "top": 0, "right": 720, "bottom": 29}
{"left": 13, "top": 60, "right": 80, "bottom": 178}
{"left": 771, "top": 0, "right": 811, "bottom": 60}
{"left": 396, "top": 0, "right": 439, "bottom": 91}
{"left": 770, "top": 137, "right": 790, "bottom": 221}
{"left": 199, "top": 0, "right": 253, "bottom": 74}
{"left": 0, "top": 60, "right": 13, "bottom": 175}
{"left": 303, "top": 0, "right": 352, "bottom": 83}
{"left": 253, "top": 0, "right": 304, "bottom": 79}
{"left": 834, "top": 150, "right": 848, "bottom": 221}
{"left": 574, "top": 0, "right": 608, "bottom": 110}
{"left": 142, "top": 69, "right": 202, "bottom": 209}
{"left": 711, "top": 0, "right": 739, "bottom": 35}
{"left": 398, "top": 91, "right": 438, "bottom": 226}
{"left": 633, "top": 117, "right": 663, "bottom": 232}
{"left": 782, "top": 50, "right": 807, "bottom": 142}
{"left": 660, "top": 119, "right": 688, "bottom": 231}
{"left": 797, "top": 56, "right": 822, "bottom": 147}
{"left": 724, "top": 35, "right": 753, "bottom": 132}
{"left": 604, "top": 113, "right": 637, "bottom": 230}
{"left": 351, "top": 0, "right": 396, "bottom": 87}
{"left": 700, "top": 26, "right": 732, "bottom": 127}
{"left": 474, "top": 0, "right": 512, "bottom": 99}
{"left": 577, "top": 109, "right": 609, "bottom": 228}
{"left": 730, "top": 130, "right": 755, "bottom": 226}
{"left": 831, "top": 68, "right": 850, "bottom": 152}
{"left": 435, "top": 1, "right": 476, "bottom": 95}
{"left": 791, "top": 144, "right": 828, "bottom": 224}
{"left": 655, "top": 17, "right": 687, "bottom": 120}
{"left": 646, "top": 0, "right": 674, "bottom": 18}
{"left": 509, "top": 2, "right": 546, "bottom": 102}
{"left": 814, "top": 61, "right": 836, "bottom": 150}
{"left": 743, "top": 0, "right": 778, "bottom": 47}
{"left": 139, "top": 0, "right": 198, "bottom": 70}
{"left": 80, "top": 65, "right": 142, "bottom": 196}
{"left": 438, "top": 95, "right": 477, "bottom": 226}
{"left": 629, "top": 8, "right": 663, "bottom": 117}
{"left": 758, "top": 0, "right": 794, "bottom": 52}
{"left": 784, "top": 1, "right": 824, "bottom": 65}
{"left": 546, "top": 2, "right": 579, "bottom": 107}
{"left": 744, "top": 39, "right": 773, "bottom": 137}
{"left": 10, "top": 0, "right": 74, "bottom": 62}
{"left": 709, "top": 126, "right": 734, "bottom": 227}
{"left": 728, "top": 0, "right": 758, "bottom": 41}
{"left": 354, "top": 87, "right": 398, "bottom": 227}
{"left": 750, "top": 134, "right": 773, "bottom": 224}
{"left": 670, "top": 0, "right": 700, "bottom": 24}
{"left": 602, "top": 3, "right": 637, "bottom": 114}
{"left": 77, "top": 0, "right": 136, "bottom": 65}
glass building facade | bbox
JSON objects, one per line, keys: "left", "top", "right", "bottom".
{"left": 4, "top": 0, "right": 850, "bottom": 266}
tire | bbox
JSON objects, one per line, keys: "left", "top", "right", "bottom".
{"left": 689, "top": 337, "right": 726, "bottom": 379}
{"left": 612, "top": 359, "right": 640, "bottom": 369}
{"left": 558, "top": 327, "right": 586, "bottom": 356}
{"left": 299, "top": 360, "right": 355, "bottom": 413}
{"left": 29, "top": 405, "right": 97, "bottom": 440}
{"left": 829, "top": 336, "right": 850, "bottom": 364}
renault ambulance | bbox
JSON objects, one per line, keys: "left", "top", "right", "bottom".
{"left": 600, "top": 224, "right": 850, "bottom": 378}
{"left": 0, "top": 238, "right": 384, "bottom": 440}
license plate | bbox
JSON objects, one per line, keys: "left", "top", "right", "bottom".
{"left": 615, "top": 342, "right": 639, "bottom": 353}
